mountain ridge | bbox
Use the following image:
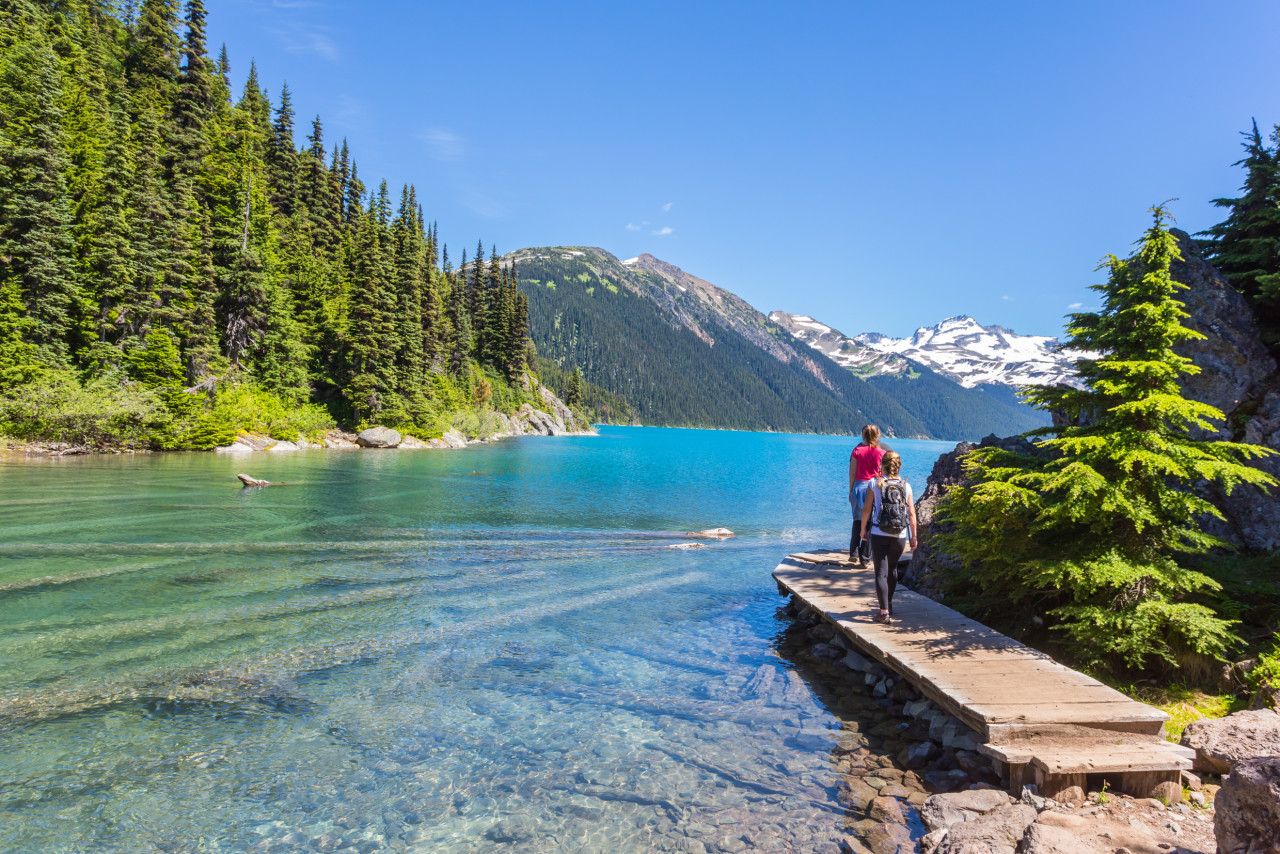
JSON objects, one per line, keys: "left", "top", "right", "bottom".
{"left": 771, "top": 311, "right": 1081, "bottom": 390}
{"left": 510, "top": 248, "right": 1051, "bottom": 439}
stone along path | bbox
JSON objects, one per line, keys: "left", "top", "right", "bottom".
{"left": 772, "top": 550, "right": 1194, "bottom": 802}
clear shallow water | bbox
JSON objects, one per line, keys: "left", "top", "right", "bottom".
{"left": 0, "top": 427, "right": 955, "bottom": 853}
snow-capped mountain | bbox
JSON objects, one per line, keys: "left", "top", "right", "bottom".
{"left": 770, "top": 312, "right": 1081, "bottom": 389}
{"left": 769, "top": 313, "right": 911, "bottom": 377}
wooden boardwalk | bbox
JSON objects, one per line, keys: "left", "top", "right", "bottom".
{"left": 773, "top": 549, "right": 1193, "bottom": 800}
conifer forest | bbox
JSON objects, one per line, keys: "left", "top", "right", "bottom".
{"left": 0, "top": 0, "right": 537, "bottom": 448}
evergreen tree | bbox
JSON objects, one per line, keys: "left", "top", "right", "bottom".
{"left": 216, "top": 42, "right": 229, "bottom": 87}
{"left": 169, "top": 0, "right": 213, "bottom": 183}
{"left": 566, "top": 365, "right": 584, "bottom": 408}
{"left": 220, "top": 175, "right": 267, "bottom": 365}
{"left": 0, "top": 275, "right": 41, "bottom": 390}
{"left": 937, "top": 206, "right": 1277, "bottom": 670}
{"left": 0, "top": 38, "right": 80, "bottom": 361}
{"left": 251, "top": 278, "right": 311, "bottom": 403}
{"left": 391, "top": 184, "right": 425, "bottom": 400}
{"left": 267, "top": 82, "right": 298, "bottom": 216}
{"left": 80, "top": 108, "right": 136, "bottom": 357}
{"left": 1200, "top": 120, "right": 1280, "bottom": 352}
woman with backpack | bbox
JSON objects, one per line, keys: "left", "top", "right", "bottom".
{"left": 849, "top": 425, "right": 890, "bottom": 566}
{"left": 859, "top": 450, "right": 917, "bottom": 624}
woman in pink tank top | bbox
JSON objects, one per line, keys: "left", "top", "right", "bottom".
{"left": 848, "top": 425, "right": 890, "bottom": 566}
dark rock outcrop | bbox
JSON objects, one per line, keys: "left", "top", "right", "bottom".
{"left": 903, "top": 440, "right": 972, "bottom": 598}
{"left": 1214, "top": 755, "right": 1280, "bottom": 854}
{"left": 905, "top": 433, "right": 1042, "bottom": 598}
{"left": 1169, "top": 229, "right": 1280, "bottom": 550}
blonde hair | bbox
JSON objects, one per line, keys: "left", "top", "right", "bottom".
{"left": 881, "top": 451, "right": 902, "bottom": 477}
{"left": 861, "top": 424, "right": 880, "bottom": 446}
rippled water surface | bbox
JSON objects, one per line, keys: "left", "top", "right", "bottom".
{"left": 0, "top": 427, "right": 954, "bottom": 852}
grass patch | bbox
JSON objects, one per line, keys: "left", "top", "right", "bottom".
{"left": 1110, "top": 682, "right": 1245, "bottom": 742}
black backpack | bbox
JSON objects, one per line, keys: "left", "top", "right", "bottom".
{"left": 875, "top": 478, "right": 910, "bottom": 534}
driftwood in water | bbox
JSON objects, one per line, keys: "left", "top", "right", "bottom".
{"left": 237, "top": 474, "right": 271, "bottom": 487}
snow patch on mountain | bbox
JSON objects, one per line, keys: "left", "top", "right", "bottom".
{"left": 771, "top": 311, "right": 1082, "bottom": 389}
{"left": 769, "top": 313, "right": 909, "bottom": 377}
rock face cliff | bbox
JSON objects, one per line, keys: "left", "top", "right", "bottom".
{"left": 1169, "top": 229, "right": 1280, "bottom": 550}
{"left": 908, "top": 231, "right": 1279, "bottom": 593}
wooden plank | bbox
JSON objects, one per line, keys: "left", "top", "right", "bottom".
{"left": 946, "top": 685, "right": 1130, "bottom": 705}
{"left": 775, "top": 551, "right": 1180, "bottom": 777}
{"left": 1037, "top": 752, "right": 1192, "bottom": 774}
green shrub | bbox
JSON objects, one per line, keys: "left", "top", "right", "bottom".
{"left": 0, "top": 369, "right": 169, "bottom": 447}
{"left": 205, "top": 383, "right": 334, "bottom": 442}
{"left": 1251, "top": 635, "right": 1280, "bottom": 708}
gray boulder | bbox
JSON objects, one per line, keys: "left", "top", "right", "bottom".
{"left": 1180, "top": 708, "right": 1280, "bottom": 774}
{"left": 933, "top": 803, "right": 1036, "bottom": 854}
{"left": 440, "top": 428, "right": 467, "bottom": 449}
{"left": 356, "top": 426, "right": 401, "bottom": 448}
{"left": 921, "top": 788, "right": 1013, "bottom": 833}
{"left": 1215, "top": 755, "right": 1280, "bottom": 854}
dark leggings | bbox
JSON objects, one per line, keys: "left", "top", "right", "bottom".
{"left": 870, "top": 534, "right": 905, "bottom": 612}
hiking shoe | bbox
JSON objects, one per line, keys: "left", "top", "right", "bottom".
{"left": 872, "top": 611, "right": 892, "bottom": 624}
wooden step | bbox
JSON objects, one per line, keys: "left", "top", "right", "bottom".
{"left": 981, "top": 739, "right": 1194, "bottom": 775}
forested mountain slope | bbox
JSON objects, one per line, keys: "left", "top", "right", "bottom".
{"left": 510, "top": 248, "right": 925, "bottom": 435}
{"left": 511, "top": 248, "right": 1047, "bottom": 438}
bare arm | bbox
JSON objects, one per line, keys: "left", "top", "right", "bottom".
{"left": 909, "top": 485, "right": 918, "bottom": 550}
{"left": 861, "top": 486, "right": 874, "bottom": 532}
{"left": 849, "top": 450, "right": 856, "bottom": 492}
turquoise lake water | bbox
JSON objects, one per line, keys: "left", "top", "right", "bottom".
{"left": 0, "top": 426, "right": 956, "bottom": 853}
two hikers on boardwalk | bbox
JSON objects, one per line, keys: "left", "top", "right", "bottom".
{"left": 848, "top": 425, "right": 917, "bottom": 624}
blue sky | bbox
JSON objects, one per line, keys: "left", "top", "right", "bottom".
{"left": 208, "top": 1, "right": 1280, "bottom": 339}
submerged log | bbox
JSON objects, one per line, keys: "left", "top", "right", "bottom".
{"left": 237, "top": 474, "right": 271, "bottom": 487}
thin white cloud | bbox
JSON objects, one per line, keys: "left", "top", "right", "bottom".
{"left": 625, "top": 223, "right": 642, "bottom": 231}
{"left": 662, "top": 202, "right": 672, "bottom": 213}
{"left": 272, "top": 27, "right": 339, "bottom": 61}
{"left": 652, "top": 226, "right": 673, "bottom": 236}
{"left": 421, "top": 128, "right": 465, "bottom": 162}
{"left": 1001, "top": 295, "right": 1011, "bottom": 301}
{"left": 461, "top": 187, "right": 504, "bottom": 218}
{"left": 1067, "top": 302, "right": 1083, "bottom": 309}
{"left": 330, "top": 93, "right": 369, "bottom": 131}
{"left": 273, "top": 0, "right": 319, "bottom": 8}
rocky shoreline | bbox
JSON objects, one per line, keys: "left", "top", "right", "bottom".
{"left": 2, "top": 386, "right": 594, "bottom": 457}
{"left": 780, "top": 597, "right": 1220, "bottom": 854}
